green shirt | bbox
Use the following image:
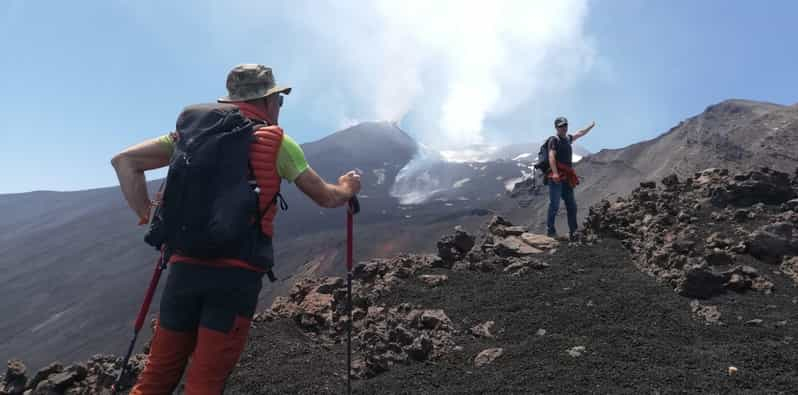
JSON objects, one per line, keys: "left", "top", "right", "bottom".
{"left": 157, "top": 132, "right": 309, "bottom": 182}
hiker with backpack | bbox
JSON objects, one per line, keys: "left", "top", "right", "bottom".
{"left": 534, "top": 117, "right": 595, "bottom": 241}
{"left": 111, "top": 64, "right": 361, "bottom": 394}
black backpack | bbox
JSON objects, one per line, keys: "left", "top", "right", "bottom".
{"left": 533, "top": 136, "right": 556, "bottom": 173}
{"left": 145, "top": 104, "right": 278, "bottom": 279}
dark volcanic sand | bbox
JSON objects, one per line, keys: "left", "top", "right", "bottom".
{"left": 224, "top": 239, "right": 798, "bottom": 394}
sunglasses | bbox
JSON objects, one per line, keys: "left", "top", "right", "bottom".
{"left": 557, "top": 123, "right": 568, "bottom": 128}
{"left": 277, "top": 95, "right": 284, "bottom": 107}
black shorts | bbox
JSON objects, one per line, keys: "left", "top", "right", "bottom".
{"left": 158, "top": 263, "right": 264, "bottom": 333}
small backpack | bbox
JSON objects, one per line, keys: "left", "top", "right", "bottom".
{"left": 145, "top": 104, "right": 271, "bottom": 262}
{"left": 533, "top": 136, "right": 557, "bottom": 173}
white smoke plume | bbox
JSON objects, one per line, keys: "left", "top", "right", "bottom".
{"left": 287, "top": 0, "right": 596, "bottom": 148}
{"left": 286, "top": 0, "right": 598, "bottom": 203}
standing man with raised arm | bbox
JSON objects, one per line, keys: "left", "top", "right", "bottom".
{"left": 546, "top": 116, "right": 595, "bottom": 241}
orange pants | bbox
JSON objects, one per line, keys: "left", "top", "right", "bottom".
{"left": 129, "top": 317, "right": 251, "bottom": 395}
{"left": 129, "top": 263, "right": 262, "bottom": 395}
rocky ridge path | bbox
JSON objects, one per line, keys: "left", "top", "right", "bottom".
{"left": 4, "top": 166, "right": 798, "bottom": 394}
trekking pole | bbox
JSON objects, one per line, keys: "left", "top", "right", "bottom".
{"left": 111, "top": 247, "right": 167, "bottom": 394}
{"left": 346, "top": 196, "right": 360, "bottom": 395}
{"left": 112, "top": 184, "right": 168, "bottom": 394}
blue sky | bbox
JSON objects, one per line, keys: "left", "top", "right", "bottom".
{"left": 1, "top": 0, "right": 796, "bottom": 193}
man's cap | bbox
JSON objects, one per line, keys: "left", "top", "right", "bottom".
{"left": 218, "top": 64, "right": 292, "bottom": 103}
{"left": 554, "top": 117, "right": 568, "bottom": 127}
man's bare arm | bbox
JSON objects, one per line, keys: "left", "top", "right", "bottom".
{"left": 294, "top": 168, "right": 361, "bottom": 208}
{"left": 571, "top": 121, "right": 596, "bottom": 142}
{"left": 549, "top": 149, "right": 559, "bottom": 178}
{"left": 111, "top": 137, "right": 172, "bottom": 224}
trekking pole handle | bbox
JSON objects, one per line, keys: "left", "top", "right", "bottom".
{"left": 346, "top": 195, "right": 358, "bottom": 272}
{"left": 348, "top": 196, "right": 360, "bottom": 215}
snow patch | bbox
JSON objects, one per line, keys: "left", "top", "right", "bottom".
{"left": 372, "top": 168, "right": 386, "bottom": 185}
{"left": 512, "top": 152, "right": 532, "bottom": 160}
{"left": 439, "top": 146, "right": 500, "bottom": 163}
{"left": 453, "top": 178, "right": 471, "bottom": 188}
{"left": 504, "top": 177, "right": 523, "bottom": 191}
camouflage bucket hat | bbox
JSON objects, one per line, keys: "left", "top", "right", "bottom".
{"left": 217, "top": 64, "right": 292, "bottom": 103}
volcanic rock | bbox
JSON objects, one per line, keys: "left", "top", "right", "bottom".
{"left": 1, "top": 360, "right": 27, "bottom": 395}
{"left": 586, "top": 166, "right": 798, "bottom": 303}
{"left": 567, "top": 346, "right": 587, "bottom": 358}
{"left": 437, "top": 229, "right": 476, "bottom": 263}
{"left": 474, "top": 348, "right": 504, "bottom": 368}
{"left": 662, "top": 174, "right": 679, "bottom": 188}
{"left": 725, "top": 273, "right": 753, "bottom": 292}
{"left": 733, "top": 209, "right": 752, "bottom": 222}
{"left": 470, "top": 321, "right": 496, "bottom": 338}
{"left": 418, "top": 274, "right": 448, "bottom": 287}
{"left": 520, "top": 233, "right": 559, "bottom": 250}
{"left": 420, "top": 310, "right": 452, "bottom": 330}
{"left": 38, "top": 370, "right": 79, "bottom": 392}
{"left": 64, "top": 365, "right": 87, "bottom": 384}
{"left": 3, "top": 361, "right": 25, "bottom": 382}
{"left": 406, "top": 335, "right": 434, "bottom": 361}
{"left": 299, "top": 292, "right": 334, "bottom": 318}
{"left": 536, "top": 329, "right": 547, "bottom": 336}
{"left": 28, "top": 363, "right": 63, "bottom": 391}
{"left": 781, "top": 256, "right": 798, "bottom": 284}
{"left": 487, "top": 216, "right": 513, "bottom": 235}
{"left": 494, "top": 236, "right": 543, "bottom": 257}
{"left": 503, "top": 261, "right": 527, "bottom": 274}
{"left": 690, "top": 300, "right": 722, "bottom": 324}
{"left": 710, "top": 168, "right": 795, "bottom": 207}
{"left": 705, "top": 250, "right": 735, "bottom": 266}
{"left": 677, "top": 267, "right": 727, "bottom": 299}
{"left": 495, "top": 226, "right": 527, "bottom": 237}
{"left": 748, "top": 222, "right": 798, "bottom": 263}
{"left": 705, "top": 233, "right": 733, "bottom": 249}
{"left": 315, "top": 277, "right": 345, "bottom": 294}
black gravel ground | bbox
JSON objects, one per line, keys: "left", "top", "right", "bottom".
{"left": 225, "top": 239, "right": 798, "bottom": 394}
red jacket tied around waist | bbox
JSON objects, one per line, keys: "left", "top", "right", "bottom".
{"left": 550, "top": 163, "right": 579, "bottom": 188}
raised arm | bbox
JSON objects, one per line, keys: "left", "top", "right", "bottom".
{"left": 111, "top": 137, "right": 172, "bottom": 224}
{"left": 294, "top": 168, "right": 361, "bottom": 208}
{"left": 571, "top": 121, "right": 596, "bottom": 142}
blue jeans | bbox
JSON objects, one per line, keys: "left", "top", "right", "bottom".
{"left": 547, "top": 180, "right": 577, "bottom": 236}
